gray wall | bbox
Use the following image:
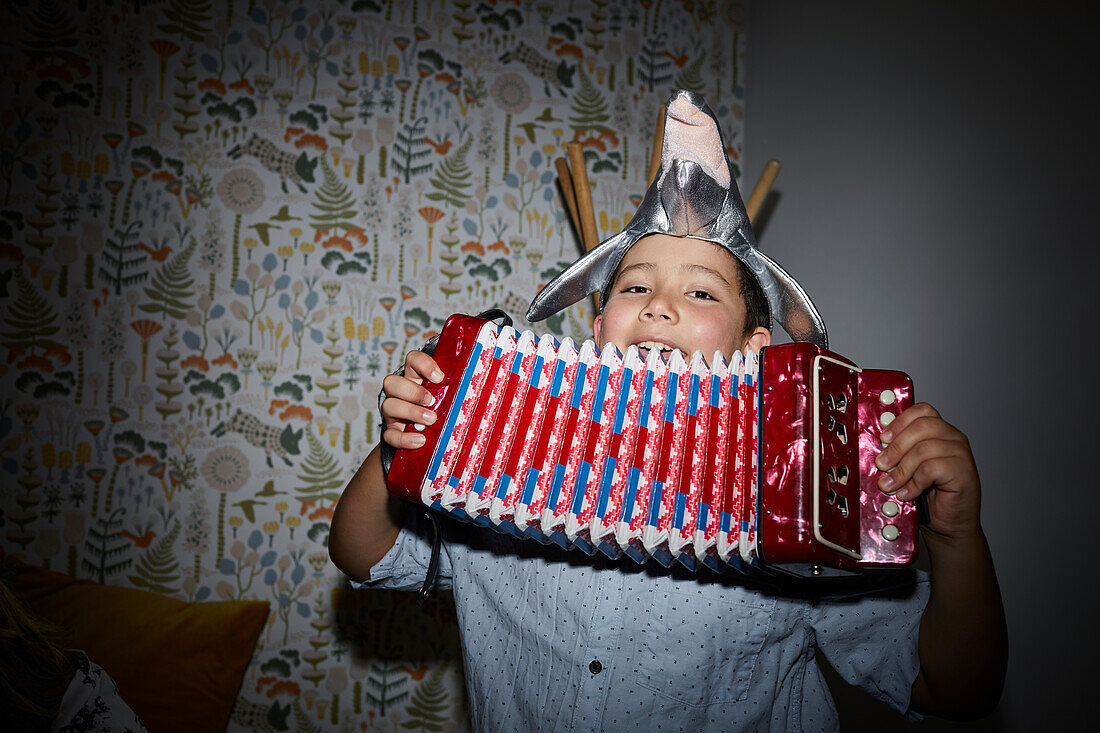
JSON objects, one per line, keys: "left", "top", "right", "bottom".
{"left": 744, "top": 2, "right": 1095, "bottom": 729}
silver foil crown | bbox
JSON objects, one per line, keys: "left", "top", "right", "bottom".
{"left": 527, "top": 89, "right": 828, "bottom": 348}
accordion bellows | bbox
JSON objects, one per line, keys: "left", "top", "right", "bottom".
{"left": 387, "top": 315, "right": 918, "bottom": 577}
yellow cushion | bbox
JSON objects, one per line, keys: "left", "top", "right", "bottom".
{"left": 9, "top": 561, "right": 270, "bottom": 733}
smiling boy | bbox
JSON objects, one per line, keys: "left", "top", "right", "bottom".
{"left": 594, "top": 233, "right": 771, "bottom": 361}
{"left": 330, "top": 91, "right": 1006, "bottom": 730}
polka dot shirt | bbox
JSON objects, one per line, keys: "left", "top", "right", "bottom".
{"left": 361, "top": 510, "right": 929, "bottom": 732}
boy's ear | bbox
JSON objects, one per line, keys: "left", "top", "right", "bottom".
{"left": 592, "top": 314, "right": 602, "bottom": 343}
{"left": 743, "top": 326, "right": 770, "bottom": 355}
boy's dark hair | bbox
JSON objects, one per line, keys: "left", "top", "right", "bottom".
{"left": 734, "top": 256, "right": 769, "bottom": 337}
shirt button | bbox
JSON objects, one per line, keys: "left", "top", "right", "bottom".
{"left": 589, "top": 660, "right": 602, "bottom": 674}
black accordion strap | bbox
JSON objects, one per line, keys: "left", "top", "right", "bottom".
{"left": 376, "top": 309, "right": 514, "bottom": 604}
{"left": 417, "top": 510, "right": 442, "bottom": 606}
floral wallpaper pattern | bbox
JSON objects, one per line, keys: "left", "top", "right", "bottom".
{"left": 0, "top": 0, "right": 748, "bottom": 729}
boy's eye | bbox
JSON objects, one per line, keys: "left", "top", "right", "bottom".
{"left": 621, "top": 285, "right": 649, "bottom": 294}
{"left": 689, "top": 290, "right": 715, "bottom": 300}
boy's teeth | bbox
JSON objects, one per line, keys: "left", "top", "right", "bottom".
{"left": 637, "top": 341, "right": 673, "bottom": 351}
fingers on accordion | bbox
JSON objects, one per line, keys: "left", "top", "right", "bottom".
{"left": 381, "top": 395, "right": 435, "bottom": 428}
{"left": 403, "top": 348, "right": 445, "bottom": 385}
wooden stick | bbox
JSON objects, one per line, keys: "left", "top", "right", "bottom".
{"left": 565, "top": 141, "right": 602, "bottom": 314}
{"left": 554, "top": 156, "right": 581, "bottom": 240}
{"left": 745, "top": 159, "right": 781, "bottom": 224}
{"left": 566, "top": 141, "right": 600, "bottom": 253}
{"left": 647, "top": 104, "right": 666, "bottom": 186}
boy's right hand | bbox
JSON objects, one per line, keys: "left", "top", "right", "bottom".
{"left": 381, "top": 350, "right": 445, "bottom": 450}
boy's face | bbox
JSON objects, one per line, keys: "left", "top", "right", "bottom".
{"left": 593, "top": 234, "right": 771, "bottom": 359}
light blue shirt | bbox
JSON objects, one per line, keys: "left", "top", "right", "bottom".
{"left": 361, "top": 509, "right": 928, "bottom": 731}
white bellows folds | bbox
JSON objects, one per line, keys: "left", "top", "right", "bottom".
{"left": 417, "top": 320, "right": 761, "bottom": 573}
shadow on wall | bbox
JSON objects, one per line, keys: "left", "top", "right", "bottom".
{"left": 332, "top": 586, "right": 467, "bottom": 721}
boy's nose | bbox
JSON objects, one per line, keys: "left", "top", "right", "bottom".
{"left": 642, "top": 293, "right": 676, "bottom": 322}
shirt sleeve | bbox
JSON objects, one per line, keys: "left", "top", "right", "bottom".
{"left": 807, "top": 570, "right": 930, "bottom": 719}
{"left": 349, "top": 507, "right": 455, "bottom": 592}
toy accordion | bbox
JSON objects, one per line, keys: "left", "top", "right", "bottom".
{"left": 386, "top": 314, "right": 919, "bottom": 577}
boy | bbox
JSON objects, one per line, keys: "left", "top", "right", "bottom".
{"left": 330, "top": 92, "right": 1006, "bottom": 730}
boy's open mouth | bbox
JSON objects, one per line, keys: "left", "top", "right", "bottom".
{"left": 632, "top": 339, "right": 682, "bottom": 360}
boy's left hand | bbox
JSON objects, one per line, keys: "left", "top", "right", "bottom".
{"left": 874, "top": 402, "right": 981, "bottom": 540}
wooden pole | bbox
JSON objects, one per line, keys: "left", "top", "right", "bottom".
{"left": 647, "top": 104, "right": 666, "bottom": 186}
{"left": 554, "top": 156, "right": 580, "bottom": 241}
{"left": 565, "top": 141, "right": 601, "bottom": 314}
{"left": 745, "top": 159, "right": 781, "bottom": 224}
{"left": 566, "top": 141, "right": 600, "bottom": 253}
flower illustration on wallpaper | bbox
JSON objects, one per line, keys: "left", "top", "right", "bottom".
{"left": 490, "top": 72, "right": 532, "bottom": 175}
{"left": 201, "top": 445, "right": 251, "bottom": 563}
{"left": 202, "top": 445, "right": 251, "bottom": 492}
{"left": 217, "top": 168, "right": 266, "bottom": 283}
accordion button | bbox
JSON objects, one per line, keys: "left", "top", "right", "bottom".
{"left": 882, "top": 524, "right": 900, "bottom": 542}
{"left": 882, "top": 500, "right": 900, "bottom": 518}
{"left": 879, "top": 411, "right": 896, "bottom": 427}
{"left": 589, "top": 660, "right": 603, "bottom": 675}
{"left": 879, "top": 389, "right": 897, "bottom": 405}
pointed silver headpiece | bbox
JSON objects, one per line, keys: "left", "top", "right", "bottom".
{"left": 527, "top": 90, "right": 828, "bottom": 348}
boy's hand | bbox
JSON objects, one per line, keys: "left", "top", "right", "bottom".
{"left": 381, "top": 350, "right": 444, "bottom": 451}
{"left": 881, "top": 403, "right": 1007, "bottom": 718}
{"left": 874, "top": 402, "right": 981, "bottom": 540}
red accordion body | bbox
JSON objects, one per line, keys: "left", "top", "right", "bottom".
{"left": 386, "top": 314, "right": 918, "bottom": 578}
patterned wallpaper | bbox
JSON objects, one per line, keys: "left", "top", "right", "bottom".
{"left": 0, "top": 0, "right": 748, "bottom": 729}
